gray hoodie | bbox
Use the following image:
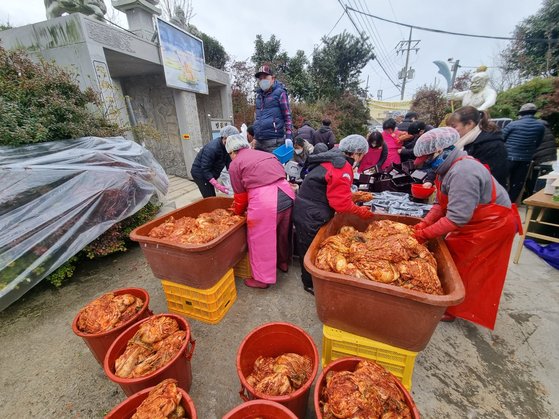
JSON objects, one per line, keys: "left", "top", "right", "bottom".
{"left": 436, "top": 149, "right": 511, "bottom": 226}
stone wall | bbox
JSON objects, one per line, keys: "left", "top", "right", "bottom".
{"left": 120, "top": 74, "right": 187, "bottom": 177}
{"left": 196, "top": 86, "right": 224, "bottom": 144}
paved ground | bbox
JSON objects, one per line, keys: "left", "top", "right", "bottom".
{"left": 1, "top": 180, "right": 558, "bottom": 418}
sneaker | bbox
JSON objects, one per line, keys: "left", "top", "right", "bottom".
{"left": 244, "top": 278, "right": 269, "bottom": 289}
{"left": 303, "top": 286, "right": 314, "bottom": 295}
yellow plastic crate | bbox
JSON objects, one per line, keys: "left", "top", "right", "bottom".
{"left": 322, "top": 325, "right": 417, "bottom": 390}
{"left": 161, "top": 268, "right": 236, "bottom": 324}
{"left": 234, "top": 252, "right": 252, "bottom": 279}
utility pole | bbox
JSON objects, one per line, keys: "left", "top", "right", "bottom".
{"left": 395, "top": 27, "right": 420, "bottom": 100}
{"left": 448, "top": 59, "right": 460, "bottom": 91}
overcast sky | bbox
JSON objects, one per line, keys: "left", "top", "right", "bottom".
{"left": 0, "top": 0, "right": 544, "bottom": 100}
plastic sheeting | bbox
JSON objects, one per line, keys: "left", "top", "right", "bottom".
{"left": 524, "top": 239, "right": 559, "bottom": 270}
{"left": 0, "top": 137, "right": 168, "bottom": 311}
{"left": 370, "top": 191, "right": 433, "bottom": 218}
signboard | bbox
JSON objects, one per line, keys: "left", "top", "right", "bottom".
{"left": 210, "top": 119, "right": 232, "bottom": 140}
{"left": 156, "top": 18, "right": 208, "bottom": 94}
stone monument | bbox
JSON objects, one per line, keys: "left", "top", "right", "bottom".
{"left": 45, "top": 0, "right": 107, "bottom": 21}
{"left": 447, "top": 66, "right": 497, "bottom": 111}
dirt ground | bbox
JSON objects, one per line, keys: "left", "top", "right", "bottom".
{"left": 0, "top": 238, "right": 558, "bottom": 418}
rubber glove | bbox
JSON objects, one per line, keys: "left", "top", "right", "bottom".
{"left": 284, "top": 138, "right": 293, "bottom": 148}
{"left": 414, "top": 204, "right": 444, "bottom": 230}
{"left": 209, "top": 178, "right": 229, "bottom": 194}
{"left": 232, "top": 192, "right": 248, "bottom": 215}
{"left": 414, "top": 217, "right": 457, "bottom": 243}
{"left": 350, "top": 205, "right": 374, "bottom": 219}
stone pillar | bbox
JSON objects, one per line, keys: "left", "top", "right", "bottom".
{"left": 220, "top": 84, "right": 233, "bottom": 121}
{"left": 173, "top": 90, "right": 202, "bottom": 179}
{"left": 112, "top": 0, "right": 161, "bottom": 40}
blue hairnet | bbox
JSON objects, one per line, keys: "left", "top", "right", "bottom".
{"left": 220, "top": 125, "right": 240, "bottom": 138}
{"left": 413, "top": 127, "right": 459, "bottom": 157}
{"left": 225, "top": 134, "right": 250, "bottom": 153}
{"left": 338, "top": 135, "right": 369, "bottom": 154}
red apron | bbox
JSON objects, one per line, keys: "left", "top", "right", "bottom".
{"left": 436, "top": 157, "right": 521, "bottom": 329}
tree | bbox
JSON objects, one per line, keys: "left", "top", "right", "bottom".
{"left": 161, "top": 0, "right": 194, "bottom": 25}
{"left": 309, "top": 31, "right": 374, "bottom": 100}
{"left": 283, "top": 50, "right": 313, "bottom": 102}
{"left": 453, "top": 70, "right": 472, "bottom": 92}
{"left": 251, "top": 34, "right": 290, "bottom": 80}
{"left": 410, "top": 85, "right": 448, "bottom": 127}
{"left": 502, "top": 0, "right": 559, "bottom": 78}
{"left": 229, "top": 60, "right": 256, "bottom": 126}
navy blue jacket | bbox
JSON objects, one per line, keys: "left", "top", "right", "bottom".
{"left": 190, "top": 138, "right": 230, "bottom": 182}
{"left": 464, "top": 130, "right": 508, "bottom": 188}
{"left": 502, "top": 115, "right": 545, "bottom": 161}
{"left": 254, "top": 80, "right": 289, "bottom": 140}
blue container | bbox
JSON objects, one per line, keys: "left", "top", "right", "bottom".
{"left": 273, "top": 144, "right": 294, "bottom": 164}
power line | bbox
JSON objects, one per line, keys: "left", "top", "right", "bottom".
{"left": 349, "top": 0, "right": 398, "bottom": 76}
{"left": 355, "top": 0, "right": 399, "bottom": 75}
{"left": 346, "top": 6, "right": 559, "bottom": 43}
{"left": 326, "top": 10, "right": 346, "bottom": 38}
{"left": 338, "top": 0, "right": 400, "bottom": 89}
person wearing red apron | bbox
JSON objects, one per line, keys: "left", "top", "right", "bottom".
{"left": 227, "top": 134, "right": 295, "bottom": 289}
{"left": 413, "top": 127, "right": 521, "bottom": 329}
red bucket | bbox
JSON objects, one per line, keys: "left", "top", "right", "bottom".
{"left": 313, "top": 357, "right": 420, "bottom": 419}
{"left": 72, "top": 288, "right": 152, "bottom": 365}
{"left": 104, "top": 384, "right": 197, "bottom": 419}
{"left": 223, "top": 400, "right": 298, "bottom": 419}
{"left": 236, "top": 322, "right": 319, "bottom": 419}
{"left": 104, "top": 314, "right": 196, "bottom": 396}
{"left": 411, "top": 183, "right": 436, "bottom": 199}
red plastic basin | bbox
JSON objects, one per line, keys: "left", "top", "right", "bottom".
{"left": 103, "top": 314, "right": 195, "bottom": 396}
{"left": 72, "top": 288, "right": 152, "bottom": 366}
{"left": 223, "top": 400, "right": 298, "bottom": 419}
{"left": 104, "top": 384, "right": 197, "bottom": 419}
{"left": 237, "top": 322, "right": 319, "bottom": 419}
{"left": 314, "top": 357, "right": 420, "bottom": 419}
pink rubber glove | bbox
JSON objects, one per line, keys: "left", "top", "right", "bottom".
{"left": 209, "top": 178, "right": 229, "bottom": 194}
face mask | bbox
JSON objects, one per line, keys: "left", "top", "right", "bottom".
{"left": 259, "top": 79, "right": 272, "bottom": 91}
{"left": 294, "top": 148, "right": 303, "bottom": 155}
{"left": 426, "top": 146, "right": 454, "bottom": 169}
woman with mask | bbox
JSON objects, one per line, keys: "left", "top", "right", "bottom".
{"left": 413, "top": 128, "right": 521, "bottom": 329}
{"left": 380, "top": 118, "right": 402, "bottom": 170}
{"left": 293, "top": 135, "right": 375, "bottom": 295}
{"left": 449, "top": 106, "right": 508, "bottom": 187}
{"left": 292, "top": 136, "right": 314, "bottom": 165}
{"left": 226, "top": 134, "right": 295, "bottom": 289}
{"left": 358, "top": 131, "right": 387, "bottom": 173}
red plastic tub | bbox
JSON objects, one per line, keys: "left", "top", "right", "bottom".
{"left": 236, "top": 322, "right": 319, "bottom": 419}
{"left": 72, "top": 288, "right": 152, "bottom": 366}
{"left": 129, "top": 197, "right": 247, "bottom": 288}
{"left": 223, "top": 400, "right": 298, "bottom": 419}
{"left": 411, "top": 183, "right": 436, "bottom": 199}
{"left": 314, "top": 357, "right": 420, "bottom": 418}
{"left": 104, "top": 384, "right": 197, "bottom": 419}
{"left": 305, "top": 213, "right": 464, "bottom": 351}
{"left": 104, "top": 314, "right": 195, "bottom": 396}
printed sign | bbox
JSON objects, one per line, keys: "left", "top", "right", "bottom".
{"left": 156, "top": 18, "right": 208, "bottom": 94}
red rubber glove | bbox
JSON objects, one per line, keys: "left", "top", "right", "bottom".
{"left": 414, "top": 217, "right": 458, "bottom": 243}
{"left": 414, "top": 204, "right": 444, "bottom": 231}
{"left": 350, "top": 205, "right": 374, "bottom": 219}
{"left": 232, "top": 192, "right": 248, "bottom": 215}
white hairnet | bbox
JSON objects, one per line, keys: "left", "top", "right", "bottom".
{"left": 338, "top": 135, "right": 369, "bottom": 154}
{"left": 220, "top": 125, "right": 240, "bottom": 138}
{"left": 413, "top": 127, "right": 459, "bottom": 157}
{"left": 225, "top": 134, "right": 250, "bottom": 153}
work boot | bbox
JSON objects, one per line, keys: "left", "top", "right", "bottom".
{"left": 244, "top": 278, "right": 269, "bottom": 289}
{"left": 303, "top": 286, "right": 314, "bottom": 295}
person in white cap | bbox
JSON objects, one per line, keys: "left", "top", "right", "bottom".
{"left": 226, "top": 134, "right": 295, "bottom": 289}
{"left": 413, "top": 127, "right": 521, "bottom": 328}
{"left": 191, "top": 125, "right": 239, "bottom": 197}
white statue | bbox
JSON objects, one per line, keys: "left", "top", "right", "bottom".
{"left": 447, "top": 66, "right": 497, "bottom": 111}
{"left": 45, "top": 0, "right": 107, "bottom": 21}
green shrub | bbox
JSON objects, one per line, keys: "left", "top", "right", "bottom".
{"left": 0, "top": 45, "right": 121, "bottom": 146}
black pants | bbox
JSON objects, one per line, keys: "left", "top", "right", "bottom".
{"left": 508, "top": 160, "right": 531, "bottom": 203}
{"left": 193, "top": 177, "right": 216, "bottom": 198}
{"left": 294, "top": 221, "right": 324, "bottom": 288}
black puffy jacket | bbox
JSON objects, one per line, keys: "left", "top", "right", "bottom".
{"left": 190, "top": 138, "right": 230, "bottom": 182}
{"left": 464, "top": 130, "right": 508, "bottom": 188}
{"left": 533, "top": 122, "right": 557, "bottom": 164}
